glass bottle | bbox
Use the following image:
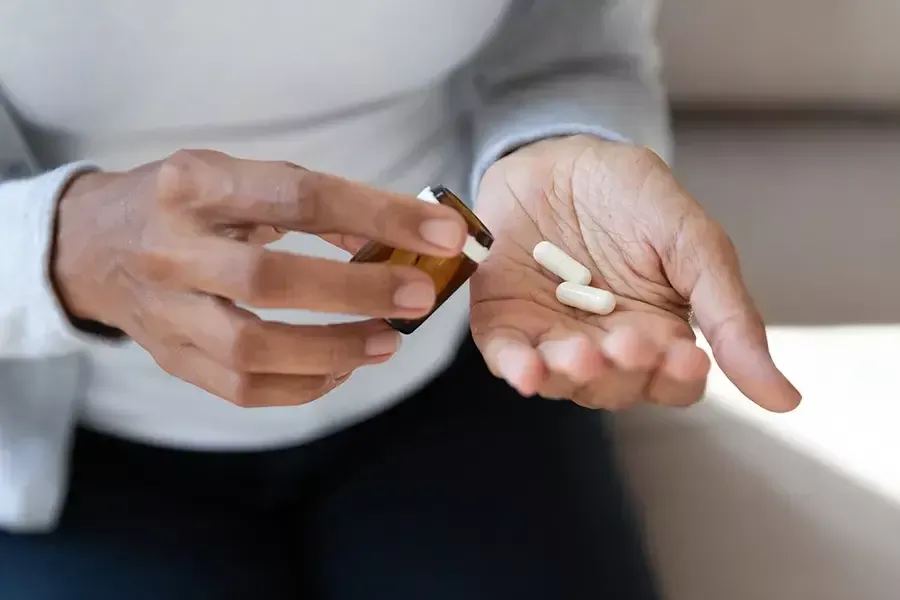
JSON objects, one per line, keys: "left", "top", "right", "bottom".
{"left": 350, "top": 185, "right": 494, "bottom": 334}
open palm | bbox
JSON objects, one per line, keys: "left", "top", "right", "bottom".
{"left": 470, "top": 136, "right": 800, "bottom": 412}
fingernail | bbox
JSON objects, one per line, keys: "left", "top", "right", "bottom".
{"left": 365, "top": 331, "right": 401, "bottom": 357}
{"left": 602, "top": 328, "right": 659, "bottom": 371}
{"left": 537, "top": 340, "right": 578, "bottom": 365}
{"left": 537, "top": 338, "right": 595, "bottom": 383}
{"left": 420, "top": 219, "right": 465, "bottom": 251}
{"left": 394, "top": 281, "right": 436, "bottom": 310}
{"left": 495, "top": 344, "right": 533, "bottom": 395}
{"left": 497, "top": 348, "right": 519, "bottom": 385}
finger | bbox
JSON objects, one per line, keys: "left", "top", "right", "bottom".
{"left": 536, "top": 335, "right": 605, "bottom": 385}
{"left": 573, "top": 327, "right": 662, "bottom": 410}
{"left": 600, "top": 326, "right": 663, "bottom": 372}
{"left": 171, "top": 296, "right": 401, "bottom": 375}
{"left": 152, "top": 343, "right": 348, "bottom": 408}
{"left": 158, "top": 150, "right": 468, "bottom": 256}
{"left": 478, "top": 327, "right": 546, "bottom": 397}
{"left": 534, "top": 372, "right": 580, "bottom": 401}
{"left": 664, "top": 219, "right": 801, "bottom": 412}
{"left": 170, "top": 237, "right": 438, "bottom": 317}
{"left": 646, "top": 339, "right": 710, "bottom": 407}
{"left": 219, "top": 224, "right": 284, "bottom": 246}
{"left": 535, "top": 335, "right": 608, "bottom": 403}
{"left": 318, "top": 233, "right": 369, "bottom": 254}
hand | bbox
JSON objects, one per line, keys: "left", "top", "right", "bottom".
{"left": 53, "top": 150, "right": 468, "bottom": 407}
{"left": 470, "top": 136, "right": 800, "bottom": 412}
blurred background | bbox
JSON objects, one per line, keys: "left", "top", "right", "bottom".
{"left": 663, "top": 0, "right": 899, "bottom": 325}
{"left": 614, "top": 1, "right": 900, "bottom": 599}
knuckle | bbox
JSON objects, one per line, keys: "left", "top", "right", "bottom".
{"left": 290, "top": 167, "right": 324, "bottom": 229}
{"left": 312, "top": 375, "right": 338, "bottom": 397}
{"left": 150, "top": 346, "right": 185, "bottom": 379}
{"left": 131, "top": 226, "right": 197, "bottom": 287}
{"left": 369, "top": 202, "right": 393, "bottom": 237}
{"left": 345, "top": 267, "right": 372, "bottom": 303}
{"left": 323, "top": 338, "right": 354, "bottom": 368}
{"left": 155, "top": 151, "right": 197, "bottom": 208}
{"left": 236, "top": 247, "right": 271, "bottom": 304}
{"left": 341, "top": 264, "right": 390, "bottom": 310}
{"left": 226, "top": 317, "right": 264, "bottom": 371}
{"left": 230, "top": 374, "right": 258, "bottom": 407}
{"left": 158, "top": 149, "right": 235, "bottom": 215}
{"left": 132, "top": 243, "right": 179, "bottom": 284}
{"left": 288, "top": 375, "right": 333, "bottom": 406}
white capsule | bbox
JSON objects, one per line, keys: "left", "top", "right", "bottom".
{"left": 532, "top": 241, "right": 591, "bottom": 285}
{"left": 555, "top": 282, "right": 616, "bottom": 315}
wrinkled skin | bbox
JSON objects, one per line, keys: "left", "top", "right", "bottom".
{"left": 54, "top": 150, "right": 470, "bottom": 407}
{"left": 470, "top": 136, "right": 800, "bottom": 412}
{"left": 54, "top": 140, "right": 799, "bottom": 413}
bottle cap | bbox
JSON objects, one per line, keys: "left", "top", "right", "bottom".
{"left": 417, "top": 187, "right": 490, "bottom": 264}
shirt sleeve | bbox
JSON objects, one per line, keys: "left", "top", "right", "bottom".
{"left": 457, "top": 0, "right": 673, "bottom": 199}
{"left": 0, "top": 162, "right": 122, "bottom": 358}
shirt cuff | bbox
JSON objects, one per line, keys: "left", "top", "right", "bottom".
{"left": 468, "top": 76, "right": 672, "bottom": 200}
{"left": 0, "top": 161, "right": 121, "bottom": 357}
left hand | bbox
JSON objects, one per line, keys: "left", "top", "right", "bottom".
{"left": 470, "top": 135, "right": 800, "bottom": 412}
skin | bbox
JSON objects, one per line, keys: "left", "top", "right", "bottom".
{"left": 53, "top": 149, "right": 469, "bottom": 407}
{"left": 54, "top": 138, "right": 800, "bottom": 413}
{"left": 471, "top": 135, "right": 801, "bottom": 413}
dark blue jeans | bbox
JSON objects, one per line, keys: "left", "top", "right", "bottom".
{"left": 0, "top": 337, "right": 659, "bottom": 600}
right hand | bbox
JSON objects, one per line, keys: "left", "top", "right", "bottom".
{"left": 53, "top": 150, "right": 468, "bottom": 407}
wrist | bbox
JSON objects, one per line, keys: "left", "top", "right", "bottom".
{"left": 51, "top": 170, "right": 112, "bottom": 325}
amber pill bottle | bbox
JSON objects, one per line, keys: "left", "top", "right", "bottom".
{"left": 350, "top": 185, "right": 494, "bottom": 334}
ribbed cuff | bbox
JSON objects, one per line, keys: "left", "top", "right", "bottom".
{"left": 0, "top": 161, "right": 122, "bottom": 357}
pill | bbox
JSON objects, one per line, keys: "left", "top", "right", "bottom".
{"left": 555, "top": 282, "right": 616, "bottom": 315}
{"left": 532, "top": 241, "right": 591, "bottom": 285}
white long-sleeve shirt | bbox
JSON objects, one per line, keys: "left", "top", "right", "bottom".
{"left": 0, "top": 0, "right": 670, "bottom": 530}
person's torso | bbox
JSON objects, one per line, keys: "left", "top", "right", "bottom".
{"left": 0, "top": 0, "right": 513, "bottom": 448}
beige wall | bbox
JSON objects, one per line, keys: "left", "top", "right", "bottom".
{"left": 671, "top": 119, "right": 900, "bottom": 325}
{"left": 660, "top": 0, "right": 900, "bottom": 106}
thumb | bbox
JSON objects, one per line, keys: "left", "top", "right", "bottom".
{"left": 665, "top": 217, "right": 801, "bottom": 412}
